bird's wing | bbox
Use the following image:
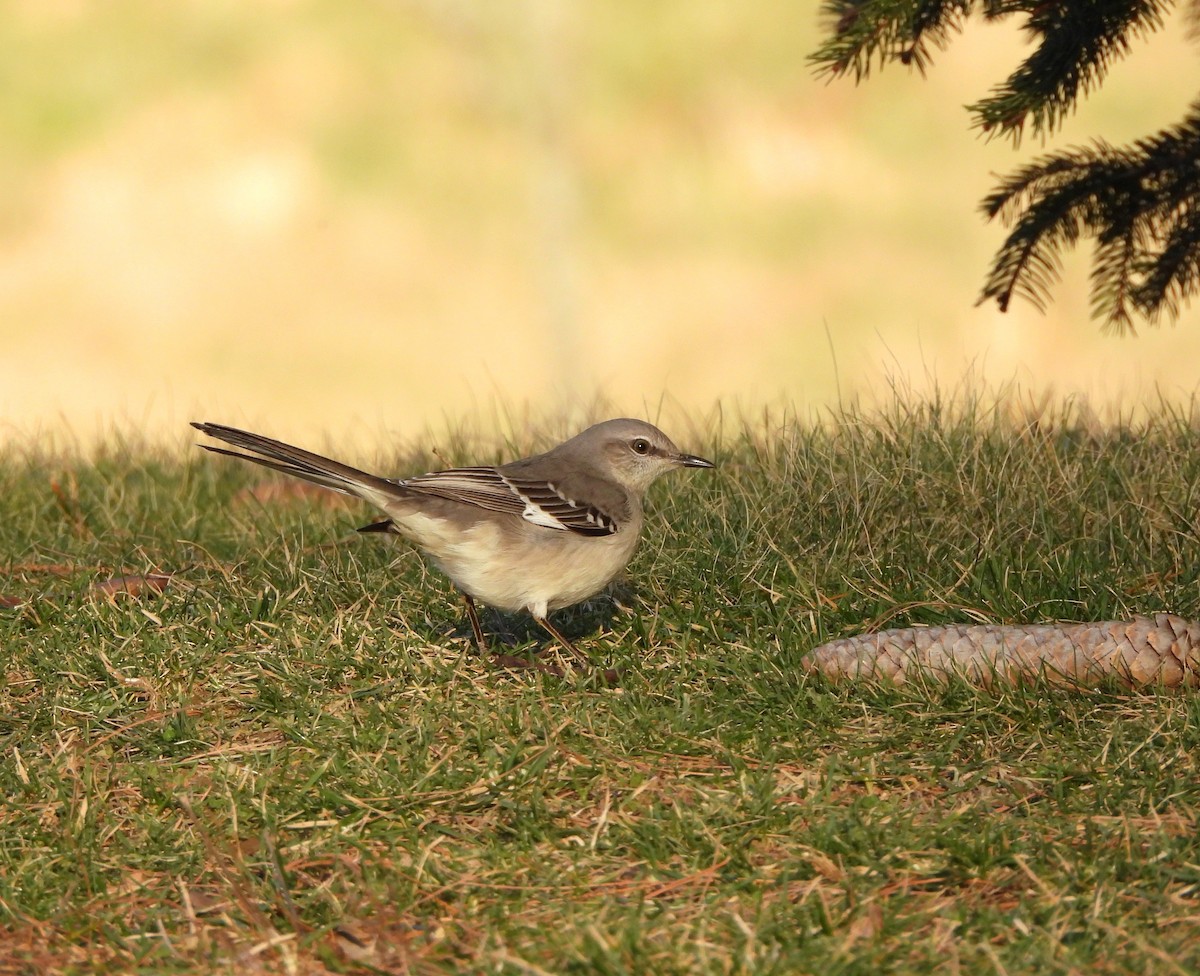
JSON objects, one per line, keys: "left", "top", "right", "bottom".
{"left": 403, "top": 467, "right": 618, "bottom": 536}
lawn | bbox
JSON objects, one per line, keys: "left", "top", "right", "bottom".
{"left": 2, "top": 396, "right": 1198, "bottom": 974}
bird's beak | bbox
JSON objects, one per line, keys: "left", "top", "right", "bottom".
{"left": 675, "top": 452, "right": 715, "bottom": 469}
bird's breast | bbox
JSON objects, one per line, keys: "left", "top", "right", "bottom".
{"left": 387, "top": 510, "right": 640, "bottom": 616}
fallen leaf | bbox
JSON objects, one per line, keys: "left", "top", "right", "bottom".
{"left": 91, "top": 573, "right": 172, "bottom": 600}
{"left": 0, "top": 595, "right": 23, "bottom": 609}
{"left": 184, "top": 886, "right": 233, "bottom": 918}
{"left": 492, "top": 654, "right": 565, "bottom": 678}
{"left": 840, "top": 902, "right": 883, "bottom": 952}
{"left": 4, "top": 562, "right": 76, "bottom": 577}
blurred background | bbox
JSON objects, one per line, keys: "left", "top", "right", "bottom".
{"left": 3, "top": 0, "right": 1200, "bottom": 449}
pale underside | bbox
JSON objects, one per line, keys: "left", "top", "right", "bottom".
{"left": 382, "top": 509, "right": 640, "bottom": 618}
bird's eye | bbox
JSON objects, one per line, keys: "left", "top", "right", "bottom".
{"left": 631, "top": 438, "right": 652, "bottom": 455}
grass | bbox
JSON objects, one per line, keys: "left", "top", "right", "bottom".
{"left": 2, "top": 394, "right": 1199, "bottom": 974}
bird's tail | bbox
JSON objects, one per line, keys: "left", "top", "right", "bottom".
{"left": 191, "top": 422, "right": 406, "bottom": 509}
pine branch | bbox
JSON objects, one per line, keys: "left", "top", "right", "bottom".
{"left": 980, "top": 101, "right": 1200, "bottom": 329}
{"left": 1091, "top": 211, "right": 1149, "bottom": 331}
{"left": 979, "top": 145, "right": 1121, "bottom": 314}
{"left": 970, "top": 0, "right": 1173, "bottom": 143}
{"left": 1132, "top": 210, "right": 1200, "bottom": 322}
{"left": 810, "top": 0, "right": 974, "bottom": 80}
{"left": 813, "top": 1, "right": 1174, "bottom": 140}
{"left": 811, "top": 0, "right": 1200, "bottom": 328}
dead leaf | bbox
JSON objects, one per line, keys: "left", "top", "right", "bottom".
{"left": 840, "top": 902, "right": 883, "bottom": 952}
{"left": 0, "top": 595, "right": 23, "bottom": 609}
{"left": 4, "top": 562, "right": 76, "bottom": 577}
{"left": 91, "top": 573, "right": 172, "bottom": 600}
{"left": 184, "top": 886, "right": 233, "bottom": 918}
{"left": 492, "top": 654, "right": 566, "bottom": 678}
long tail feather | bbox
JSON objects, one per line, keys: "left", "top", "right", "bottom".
{"left": 192, "top": 422, "right": 406, "bottom": 507}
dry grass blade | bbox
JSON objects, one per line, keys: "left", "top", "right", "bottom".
{"left": 49, "top": 472, "right": 92, "bottom": 539}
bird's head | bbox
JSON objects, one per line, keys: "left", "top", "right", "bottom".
{"left": 581, "top": 418, "right": 715, "bottom": 495}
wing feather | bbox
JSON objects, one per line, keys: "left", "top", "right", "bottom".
{"left": 402, "top": 467, "right": 617, "bottom": 536}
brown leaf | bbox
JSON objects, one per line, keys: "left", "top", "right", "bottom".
{"left": 4, "top": 562, "right": 76, "bottom": 577}
{"left": 0, "top": 595, "right": 24, "bottom": 609}
{"left": 491, "top": 654, "right": 566, "bottom": 678}
{"left": 91, "top": 573, "right": 173, "bottom": 600}
{"left": 841, "top": 902, "right": 883, "bottom": 952}
{"left": 183, "top": 885, "right": 232, "bottom": 918}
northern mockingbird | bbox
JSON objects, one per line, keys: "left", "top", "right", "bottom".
{"left": 192, "top": 418, "right": 714, "bottom": 668}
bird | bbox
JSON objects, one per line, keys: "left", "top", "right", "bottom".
{"left": 191, "top": 418, "right": 714, "bottom": 669}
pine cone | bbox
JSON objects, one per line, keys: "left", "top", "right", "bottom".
{"left": 807, "top": 614, "right": 1200, "bottom": 688}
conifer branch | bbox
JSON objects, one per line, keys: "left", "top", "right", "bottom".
{"left": 811, "top": 0, "right": 973, "bottom": 80}
{"left": 970, "top": 0, "right": 1173, "bottom": 143}
{"left": 1133, "top": 211, "right": 1200, "bottom": 322}
{"left": 813, "top": 0, "right": 1200, "bottom": 328}
{"left": 979, "top": 102, "right": 1200, "bottom": 329}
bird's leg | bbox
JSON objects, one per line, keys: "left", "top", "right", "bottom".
{"left": 462, "top": 593, "right": 489, "bottom": 655}
{"left": 463, "top": 594, "right": 565, "bottom": 677}
{"left": 533, "top": 615, "right": 592, "bottom": 670}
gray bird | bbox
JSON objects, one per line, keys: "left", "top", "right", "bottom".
{"left": 192, "top": 418, "right": 714, "bottom": 667}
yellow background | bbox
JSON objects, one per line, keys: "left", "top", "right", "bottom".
{"left": 3, "top": 0, "right": 1200, "bottom": 448}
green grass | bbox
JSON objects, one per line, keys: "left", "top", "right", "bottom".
{"left": 2, "top": 395, "right": 1199, "bottom": 974}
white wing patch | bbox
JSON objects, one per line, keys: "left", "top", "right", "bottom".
{"left": 504, "top": 475, "right": 569, "bottom": 531}
{"left": 402, "top": 466, "right": 617, "bottom": 536}
{"left": 520, "top": 501, "right": 569, "bottom": 530}
{"left": 503, "top": 475, "right": 617, "bottom": 535}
